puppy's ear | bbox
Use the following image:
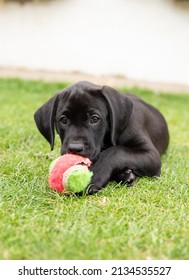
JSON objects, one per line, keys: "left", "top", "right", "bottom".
{"left": 101, "top": 86, "right": 133, "bottom": 145}
{"left": 34, "top": 94, "right": 60, "bottom": 150}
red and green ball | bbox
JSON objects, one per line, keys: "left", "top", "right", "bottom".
{"left": 48, "top": 154, "right": 93, "bottom": 193}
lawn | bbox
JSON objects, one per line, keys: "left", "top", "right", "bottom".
{"left": 0, "top": 78, "right": 189, "bottom": 260}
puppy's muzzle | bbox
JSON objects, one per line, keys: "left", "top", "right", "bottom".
{"left": 67, "top": 142, "right": 85, "bottom": 154}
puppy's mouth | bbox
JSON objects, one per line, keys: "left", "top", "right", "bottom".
{"left": 61, "top": 147, "right": 100, "bottom": 163}
{"left": 89, "top": 150, "right": 100, "bottom": 163}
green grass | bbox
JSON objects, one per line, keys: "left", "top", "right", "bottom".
{"left": 0, "top": 78, "right": 189, "bottom": 260}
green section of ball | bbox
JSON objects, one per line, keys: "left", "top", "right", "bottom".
{"left": 67, "top": 168, "right": 93, "bottom": 193}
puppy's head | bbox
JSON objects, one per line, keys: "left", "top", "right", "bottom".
{"left": 34, "top": 81, "right": 109, "bottom": 161}
{"left": 34, "top": 81, "right": 133, "bottom": 161}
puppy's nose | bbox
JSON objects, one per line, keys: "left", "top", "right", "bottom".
{"left": 67, "top": 143, "right": 84, "bottom": 153}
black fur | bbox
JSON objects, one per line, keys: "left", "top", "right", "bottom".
{"left": 34, "top": 81, "right": 169, "bottom": 194}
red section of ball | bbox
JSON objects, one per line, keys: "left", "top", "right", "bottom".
{"left": 48, "top": 154, "right": 92, "bottom": 192}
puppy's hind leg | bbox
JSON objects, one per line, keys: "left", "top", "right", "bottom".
{"left": 114, "top": 169, "right": 136, "bottom": 186}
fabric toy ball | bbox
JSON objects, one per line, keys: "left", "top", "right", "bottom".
{"left": 49, "top": 154, "right": 93, "bottom": 193}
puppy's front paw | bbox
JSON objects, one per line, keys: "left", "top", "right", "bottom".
{"left": 86, "top": 184, "right": 102, "bottom": 195}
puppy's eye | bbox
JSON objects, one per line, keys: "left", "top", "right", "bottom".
{"left": 90, "top": 115, "right": 100, "bottom": 124}
{"left": 59, "top": 115, "right": 68, "bottom": 124}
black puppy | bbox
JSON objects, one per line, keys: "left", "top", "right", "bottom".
{"left": 34, "top": 81, "right": 169, "bottom": 194}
